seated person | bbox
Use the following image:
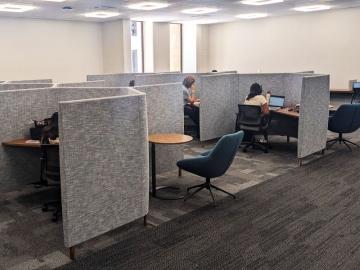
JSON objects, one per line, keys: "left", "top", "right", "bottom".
{"left": 244, "top": 83, "right": 270, "bottom": 115}
{"left": 183, "top": 76, "right": 200, "bottom": 138}
{"left": 243, "top": 83, "right": 271, "bottom": 142}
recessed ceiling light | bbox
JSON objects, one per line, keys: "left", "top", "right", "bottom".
{"left": 293, "top": 5, "right": 331, "bottom": 12}
{"left": 83, "top": 11, "right": 121, "bottom": 18}
{"left": 0, "top": 3, "right": 37, "bottom": 13}
{"left": 181, "top": 7, "right": 219, "bottom": 15}
{"left": 240, "top": 0, "right": 283, "bottom": 6}
{"left": 127, "top": 2, "right": 170, "bottom": 11}
{"left": 236, "top": 13, "right": 268, "bottom": 19}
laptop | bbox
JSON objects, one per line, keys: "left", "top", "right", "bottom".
{"left": 269, "top": 95, "right": 285, "bottom": 110}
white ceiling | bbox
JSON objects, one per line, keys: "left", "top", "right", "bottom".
{"left": 1, "top": 0, "right": 360, "bottom": 23}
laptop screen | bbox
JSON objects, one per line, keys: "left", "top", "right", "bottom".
{"left": 269, "top": 95, "right": 285, "bottom": 108}
{"left": 353, "top": 82, "right": 360, "bottom": 90}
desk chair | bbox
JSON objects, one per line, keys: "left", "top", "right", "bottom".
{"left": 41, "top": 143, "right": 62, "bottom": 222}
{"left": 236, "top": 104, "right": 270, "bottom": 153}
{"left": 177, "top": 131, "right": 244, "bottom": 205}
{"left": 327, "top": 104, "right": 360, "bottom": 150}
{"left": 351, "top": 90, "right": 360, "bottom": 104}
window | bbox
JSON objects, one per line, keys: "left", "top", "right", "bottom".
{"left": 169, "top": 23, "right": 182, "bottom": 72}
{"left": 131, "top": 21, "right": 144, "bottom": 73}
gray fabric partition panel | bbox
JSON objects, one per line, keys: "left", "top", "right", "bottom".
{"left": 0, "top": 87, "right": 131, "bottom": 192}
{"left": 0, "top": 83, "right": 53, "bottom": 91}
{"left": 135, "top": 83, "right": 184, "bottom": 174}
{"left": 238, "top": 73, "right": 305, "bottom": 105}
{"left": 297, "top": 75, "right": 330, "bottom": 159}
{"left": 59, "top": 91, "right": 149, "bottom": 248}
{"left": 56, "top": 81, "right": 106, "bottom": 87}
{"left": 87, "top": 73, "right": 138, "bottom": 86}
{"left": 0, "top": 89, "right": 51, "bottom": 191}
{"left": 7, "top": 79, "right": 53, "bottom": 83}
{"left": 199, "top": 74, "right": 240, "bottom": 141}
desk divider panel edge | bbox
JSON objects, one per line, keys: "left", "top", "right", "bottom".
{"left": 59, "top": 90, "right": 149, "bottom": 248}
{"left": 298, "top": 75, "right": 330, "bottom": 159}
{"left": 7, "top": 79, "right": 53, "bottom": 83}
{"left": 135, "top": 83, "right": 184, "bottom": 174}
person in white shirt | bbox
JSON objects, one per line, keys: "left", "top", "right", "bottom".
{"left": 244, "top": 83, "right": 270, "bottom": 115}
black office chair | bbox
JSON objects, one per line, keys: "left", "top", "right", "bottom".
{"left": 351, "top": 87, "right": 360, "bottom": 104}
{"left": 41, "top": 142, "right": 62, "bottom": 222}
{"left": 236, "top": 104, "right": 270, "bottom": 153}
{"left": 177, "top": 131, "right": 244, "bottom": 205}
{"left": 327, "top": 104, "right": 360, "bottom": 150}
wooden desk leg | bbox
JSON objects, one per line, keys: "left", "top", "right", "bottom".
{"left": 321, "top": 149, "right": 325, "bottom": 155}
{"left": 298, "top": 158, "right": 303, "bottom": 167}
{"left": 69, "top": 247, "right": 75, "bottom": 260}
{"left": 287, "top": 136, "right": 290, "bottom": 143}
{"left": 178, "top": 168, "right": 182, "bottom": 177}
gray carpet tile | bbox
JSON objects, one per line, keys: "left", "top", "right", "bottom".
{"left": 56, "top": 148, "right": 360, "bottom": 270}
{"left": 1, "top": 125, "right": 360, "bottom": 270}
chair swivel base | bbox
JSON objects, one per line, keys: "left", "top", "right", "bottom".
{"left": 184, "top": 178, "right": 236, "bottom": 205}
{"left": 42, "top": 201, "right": 62, "bottom": 223}
{"left": 327, "top": 134, "right": 360, "bottom": 151}
{"left": 242, "top": 140, "right": 269, "bottom": 153}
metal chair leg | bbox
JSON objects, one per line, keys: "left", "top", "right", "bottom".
{"left": 208, "top": 187, "right": 216, "bottom": 205}
{"left": 184, "top": 186, "right": 205, "bottom": 201}
{"left": 187, "top": 183, "right": 205, "bottom": 192}
{"left": 210, "top": 184, "right": 236, "bottom": 199}
{"left": 344, "top": 139, "right": 360, "bottom": 147}
{"left": 343, "top": 141, "right": 353, "bottom": 151}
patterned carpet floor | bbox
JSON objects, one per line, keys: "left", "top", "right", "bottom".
{"left": 57, "top": 148, "right": 360, "bottom": 270}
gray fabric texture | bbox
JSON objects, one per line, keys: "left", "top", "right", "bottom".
{"left": 298, "top": 75, "right": 330, "bottom": 158}
{"left": 199, "top": 74, "right": 240, "bottom": 141}
{"left": 87, "top": 73, "right": 138, "bottom": 86}
{"left": 135, "top": 83, "right": 184, "bottom": 174}
{"left": 0, "top": 87, "right": 131, "bottom": 192}
{"left": 7, "top": 79, "right": 53, "bottom": 83}
{"left": 0, "top": 83, "right": 54, "bottom": 91}
{"left": 56, "top": 81, "right": 106, "bottom": 87}
{"left": 59, "top": 90, "right": 149, "bottom": 248}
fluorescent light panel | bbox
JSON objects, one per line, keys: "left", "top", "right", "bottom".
{"left": 41, "top": 0, "right": 67, "bottom": 2}
{"left": 0, "top": 3, "right": 37, "bottom": 13}
{"left": 240, "top": 0, "right": 283, "bottom": 6}
{"left": 83, "top": 11, "right": 121, "bottom": 18}
{"left": 236, "top": 13, "right": 268, "bottom": 19}
{"left": 293, "top": 5, "right": 331, "bottom": 12}
{"left": 128, "top": 2, "right": 170, "bottom": 10}
{"left": 181, "top": 7, "right": 219, "bottom": 15}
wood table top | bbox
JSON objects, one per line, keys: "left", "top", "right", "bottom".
{"left": 2, "top": 138, "right": 41, "bottom": 148}
{"left": 148, "top": 134, "right": 193, "bottom": 145}
{"left": 273, "top": 108, "right": 300, "bottom": 118}
{"left": 2, "top": 138, "right": 59, "bottom": 148}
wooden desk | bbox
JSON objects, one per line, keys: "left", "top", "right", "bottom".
{"left": 272, "top": 108, "right": 299, "bottom": 118}
{"left": 148, "top": 133, "right": 193, "bottom": 200}
{"left": 2, "top": 138, "right": 41, "bottom": 148}
{"left": 330, "top": 89, "right": 354, "bottom": 94}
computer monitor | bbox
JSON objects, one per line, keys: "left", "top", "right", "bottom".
{"left": 353, "top": 82, "right": 360, "bottom": 90}
{"left": 269, "top": 95, "right": 285, "bottom": 108}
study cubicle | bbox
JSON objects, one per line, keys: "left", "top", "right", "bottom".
{"left": 0, "top": 86, "right": 149, "bottom": 257}
{"left": 197, "top": 73, "right": 330, "bottom": 161}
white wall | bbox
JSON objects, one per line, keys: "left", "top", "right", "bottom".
{"left": 208, "top": 8, "right": 360, "bottom": 88}
{"left": 0, "top": 17, "right": 103, "bottom": 83}
{"left": 153, "top": 22, "right": 170, "bottom": 72}
{"left": 102, "top": 19, "right": 132, "bottom": 74}
{"left": 143, "top": 21, "right": 154, "bottom": 73}
{"left": 197, "top": 25, "right": 209, "bottom": 73}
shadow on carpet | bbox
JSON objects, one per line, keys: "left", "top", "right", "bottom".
{"left": 57, "top": 149, "right": 360, "bottom": 270}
